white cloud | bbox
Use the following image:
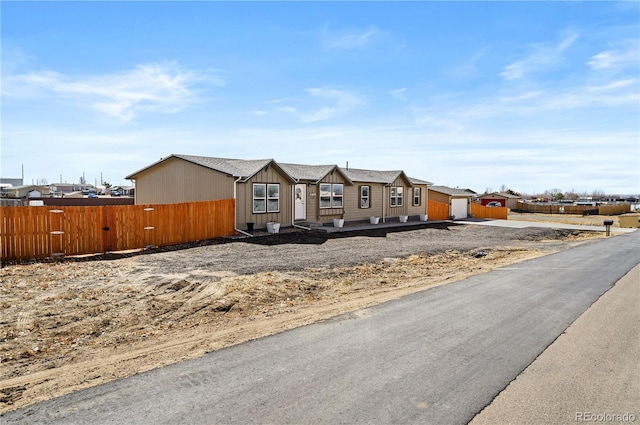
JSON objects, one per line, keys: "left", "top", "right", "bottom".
{"left": 4, "top": 63, "right": 224, "bottom": 122}
{"left": 450, "top": 47, "right": 489, "bottom": 80}
{"left": 277, "top": 87, "right": 363, "bottom": 123}
{"left": 501, "top": 31, "right": 579, "bottom": 80}
{"left": 413, "top": 114, "right": 464, "bottom": 132}
{"left": 389, "top": 88, "right": 408, "bottom": 101}
{"left": 322, "top": 25, "right": 380, "bottom": 49}
{"left": 500, "top": 91, "right": 542, "bottom": 103}
{"left": 588, "top": 78, "right": 638, "bottom": 92}
{"left": 302, "top": 87, "right": 363, "bottom": 122}
{"left": 588, "top": 41, "right": 640, "bottom": 70}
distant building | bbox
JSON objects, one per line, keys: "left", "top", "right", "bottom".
{"left": 49, "top": 183, "right": 95, "bottom": 195}
{"left": 0, "top": 178, "right": 24, "bottom": 187}
{"left": 3, "top": 185, "right": 51, "bottom": 199}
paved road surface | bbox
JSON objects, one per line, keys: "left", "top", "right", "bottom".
{"left": 3, "top": 232, "right": 638, "bottom": 425}
{"left": 471, "top": 265, "right": 639, "bottom": 424}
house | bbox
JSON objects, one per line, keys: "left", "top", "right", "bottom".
{"left": 126, "top": 154, "right": 297, "bottom": 231}
{"left": 2, "top": 185, "right": 51, "bottom": 199}
{"left": 126, "top": 154, "right": 432, "bottom": 231}
{"left": 340, "top": 168, "right": 430, "bottom": 223}
{"left": 278, "top": 163, "right": 353, "bottom": 224}
{"left": 49, "top": 183, "right": 95, "bottom": 195}
{"left": 428, "top": 186, "right": 477, "bottom": 219}
{"left": 478, "top": 192, "right": 521, "bottom": 210}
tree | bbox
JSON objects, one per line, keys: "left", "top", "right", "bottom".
{"left": 545, "top": 188, "right": 562, "bottom": 199}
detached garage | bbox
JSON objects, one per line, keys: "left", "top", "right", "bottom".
{"left": 478, "top": 192, "right": 521, "bottom": 210}
{"left": 428, "top": 186, "right": 476, "bottom": 220}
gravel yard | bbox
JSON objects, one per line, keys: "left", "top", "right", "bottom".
{"left": 0, "top": 221, "right": 604, "bottom": 412}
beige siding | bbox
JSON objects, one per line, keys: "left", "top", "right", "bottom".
{"left": 385, "top": 176, "right": 409, "bottom": 218}
{"left": 429, "top": 190, "right": 450, "bottom": 205}
{"left": 133, "top": 157, "right": 234, "bottom": 205}
{"left": 237, "top": 164, "right": 293, "bottom": 230}
{"left": 343, "top": 183, "right": 385, "bottom": 222}
{"left": 407, "top": 185, "right": 428, "bottom": 216}
{"left": 305, "top": 170, "right": 348, "bottom": 222}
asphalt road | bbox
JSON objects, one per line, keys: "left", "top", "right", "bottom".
{"left": 3, "top": 231, "right": 638, "bottom": 425}
{"left": 471, "top": 264, "right": 639, "bottom": 424}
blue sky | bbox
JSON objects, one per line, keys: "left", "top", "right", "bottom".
{"left": 2, "top": 1, "right": 638, "bottom": 195}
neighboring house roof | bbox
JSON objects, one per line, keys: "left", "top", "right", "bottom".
{"left": 340, "top": 168, "right": 413, "bottom": 185}
{"left": 4, "top": 185, "right": 51, "bottom": 197}
{"left": 279, "top": 163, "right": 353, "bottom": 185}
{"left": 429, "top": 185, "right": 476, "bottom": 197}
{"left": 126, "top": 154, "right": 297, "bottom": 183}
{"left": 8, "top": 185, "right": 49, "bottom": 191}
{"left": 480, "top": 192, "right": 520, "bottom": 199}
{"left": 0, "top": 178, "right": 23, "bottom": 187}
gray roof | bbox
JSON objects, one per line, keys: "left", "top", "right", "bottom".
{"left": 126, "top": 154, "right": 432, "bottom": 187}
{"left": 174, "top": 154, "right": 274, "bottom": 179}
{"left": 408, "top": 176, "right": 433, "bottom": 186}
{"left": 127, "top": 154, "right": 296, "bottom": 182}
{"left": 279, "top": 163, "right": 344, "bottom": 183}
{"left": 340, "top": 168, "right": 408, "bottom": 184}
{"left": 481, "top": 192, "right": 520, "bottom": 199}
{"left": 429, "top": 185, "right": 476, "bottom": 196}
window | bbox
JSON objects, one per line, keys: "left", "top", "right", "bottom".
{"left": 413, "top": 187, "right": 421, "bottom": 206}
{"left": 319, "top": 183, "right": 344, "bottom": 208}
{"left": 253, "top": 183, "right": 279, "bottom": 213}
{"left": 390, "top": 187, "right": 403, "bottom": 207}
{"left": 360, "top": 185, "right": 370, "bottom": 208}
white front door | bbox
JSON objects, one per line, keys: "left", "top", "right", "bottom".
{"left": 294, "top": 184, "right": 306, "bottom": 220}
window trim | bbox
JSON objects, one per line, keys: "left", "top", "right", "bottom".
{"left": 390, "top": 186, "right": 404, "bottom": 207}
{"left": 319, "top": 183, "right": 344, "bottom": 209}
{"left": 252, "top": 183, "right": 280, "bottom": 214}
{"left": 360, "top": 185, "right": 371, "bottom": 209}
{"left": 413, "top": 187, "right": 421, "bottom": 206}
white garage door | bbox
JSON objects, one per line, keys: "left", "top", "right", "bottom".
{"left": 451, "top": 198, "right": 468, "bottom": 219}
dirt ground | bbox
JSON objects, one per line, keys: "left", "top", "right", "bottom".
{"left": 0, "top": 215, "right": 609, "bottom": 412}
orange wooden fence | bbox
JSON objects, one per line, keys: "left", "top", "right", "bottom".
{"left": 428, "top": 200, "right": 450, "bottom": 220}
{"left": 1, "top": 199, "right": 236, "bottom": 262}
{"left": 470, "top": 203, "right": 508, "bottom": 220}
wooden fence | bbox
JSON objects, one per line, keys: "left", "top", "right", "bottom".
{"left": 428, "top": 200, "right": 509, "bottom": 220}
{"left": 428, "top": 200, "right": 450, "bottom": 220}
{"left": 470, "top": 203, "right": 508, "bottom": 220}
{"left": 517, "top": 202, "right": 630, "bottom": 215}
{"left": 1, "top": 199, "right": 236, "bottom": 263}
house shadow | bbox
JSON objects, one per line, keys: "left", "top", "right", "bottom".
{"left": 242, "top": 221, "right": 457, "bottom": 246}
{"left": 27, "top": 222, "right": 457, "bottom": 265}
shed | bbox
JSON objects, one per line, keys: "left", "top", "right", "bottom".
{"left": 428, "top": 186, "right": 476, "bottom": 219}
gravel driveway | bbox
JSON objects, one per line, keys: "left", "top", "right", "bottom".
{"left": 128, "top": 223, "right": 586, "bottom": 277}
